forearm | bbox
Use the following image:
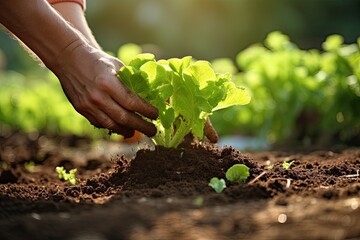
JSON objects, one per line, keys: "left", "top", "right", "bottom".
{"left": 0, "top": 0, "right": 85, "bottom": 70}
{"left": 50, "top": 2, "right": 101, "bottom": 49}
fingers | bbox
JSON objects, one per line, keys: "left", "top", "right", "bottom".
{"left": 98, "top": 74, "right": 159, "bottom": 120}
{"left": 78, "top": 106, "right": 136, "bottom": 138}
{"left": 84, "top": 90, "right": 157, "bottom": 137}
{"left": 101, "top": 57, "right": 159, "bottom": 120}
{"left": 204, "top": 118, "right": 219, "bottom": 143}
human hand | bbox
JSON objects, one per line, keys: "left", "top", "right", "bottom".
{"left": 51, "top": 39, "right": 158, "bottom": 138}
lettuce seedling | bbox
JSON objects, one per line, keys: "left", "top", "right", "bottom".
{"left": 56, "top": 166, "right": 77, "bottom": 185}
{"left": 225, "top": 164, "right": 250, "bottom": 183}
{"left": 208, "top": 177, "right": 227, "bottom": 193}
{"left": 117, "top": 54, "right": 250, "bottom": 148}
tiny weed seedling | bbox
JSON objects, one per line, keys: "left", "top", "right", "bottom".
{"left": 56, "top": 166, "right": 77, "bottom": 185}
{"left": 24, "top": 161, "right": 35, "bottom": 172}
{"left": 193, "top": 196, "right": 205, "bottom": 206}
{"left": 282, "top": 160, "right": 295, "bottom": 170}
{"left": 208, "top": 177, "right": 227, "bottom": 193}
{"left": 1, "top": 161, "right": 9, "bottom": 170}
{"left": 225, "top": 164, "right": 250, "bottom": 183}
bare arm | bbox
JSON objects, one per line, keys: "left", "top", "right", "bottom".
{"left": 0, "top": 0, "right": 78, "bottom": 69}
{"left": 50, "top": 2, "right": 101, "bottom": 49}
{"left": 0, "top": 0, "right": 158, "bottom": 137}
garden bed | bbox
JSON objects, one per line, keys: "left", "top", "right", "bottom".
{"left": 0, "top": 132, "right": 359, "bottom": 240}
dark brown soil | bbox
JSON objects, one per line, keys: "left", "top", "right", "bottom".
{"left": 0, "top": 132, "right": 359, "bottom": 240}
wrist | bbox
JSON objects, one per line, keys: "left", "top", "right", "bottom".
{"left": 48, "top": 37, "right": 86, "bottom": 73}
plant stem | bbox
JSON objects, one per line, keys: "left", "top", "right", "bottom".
{"left": 168, "top": 118, "right": 191, "bottom": 148}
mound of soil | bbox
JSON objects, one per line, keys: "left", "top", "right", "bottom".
{"left": 0, "top": 132, "right": 359, "bottom": 240}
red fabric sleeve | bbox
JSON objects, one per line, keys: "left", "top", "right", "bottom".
{"left": 47, "top": 0, "right": 86, "bottom": 11}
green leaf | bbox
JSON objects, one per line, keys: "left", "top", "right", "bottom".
{"left": 184, "top": 60, "right": 216, "bottom": 88}
{"left": 282, "top": 160, "right": 295, "bottom": 170}
{"left": 172, "top": 73, "right": 196, "bottom": 119}
{"left": 129, "top": 53, "right": 155, "bottom": 69}
{"left": 140, "top": 61, "right": 173, "bottom": 100}
{"left": 168, "top": 56, "right": 192, "bottom": 74}
{"left": 208, "top": 177, "right": 227, "bottom": 193}
{"left": 213, "top": 82, "right": 251, "bottom": 111}
{"left": 191, "top": 117, "right": 207, "bottom": 139}
{"left": 225, "top": 164, "right": 250, "bottom": 183}
{"left": 159, "top": 107, "right": 175, "bottom": 129}
{"left": 117, "top": 66, "right": 150, "bottom": 99}
{"left": 323, "top": 35, "right": 344, "bottom": 52}
{"left": 265, "top": 31, "right": 292, "bottom": 50}
{"left": 56, "top": 166, "right": 77, "bottom": 185}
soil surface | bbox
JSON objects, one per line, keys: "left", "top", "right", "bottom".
{"left": 0, "top": 132, "right": 359, "bottom": 240}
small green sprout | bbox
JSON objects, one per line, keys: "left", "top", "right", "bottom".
{"left": 208, "top": 177, "right": 227, "bottom": 193}
{"left": 56, "top": 166, "right": 77, "bottom": 185}
{"left": 282, "top": 160, "right": 295, "bottom": 170}
{"left": 193, "top": 196, "right": 204, "bottom": 206}
{"left": 24, "top": 161, "right": 35, "bottom": 172}
{"left": 225, "top": 164, "right": 250, "bottom": 183}
{"left": 1, "top": 161, "right": 9, "bottom": 170}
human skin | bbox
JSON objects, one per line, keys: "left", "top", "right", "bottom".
{"left": 50, "top": 2, "right": 101, "bottom": 49}
{"left": 0, "top": 0, "right": 158, "bottom": 138}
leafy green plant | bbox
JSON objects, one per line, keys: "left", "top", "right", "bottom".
{"left": 117, "top": 54, "right": 250, "bottom": 148}
{"left": 55, "top": 166, "right": 77, "bottom": 185}
{"left": 282, "top": 160, "right": 295, "bottom": 170}
{"left": 225, "top": 164, "right": 250, "bottom": 183}
{"left": 211, "top": 31, "right": 360, "bottom": 146}
{"left": 208, "top": 177, "right": 227, "bottom": 193}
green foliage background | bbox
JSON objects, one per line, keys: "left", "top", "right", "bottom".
{"left": 210, "top": 32, "right": 360, "bottom": 146}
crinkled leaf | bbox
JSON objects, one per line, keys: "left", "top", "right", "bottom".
{"left": 140, "top": 61, "right": 173, "bottom": 100}
{"left": 225, "top": 164, "right": 250, "bottom": 183}
{"left": 184, "top": 60, "right": 216, "bottom": 88}
{"left": 201, "top": 79, "right": 227, "bottom": 107}
{"left": 172, "top": 73, "right": 196, "bottom": 119}
{"left": 118, "top": 66, "right": 150, "bottom": 99}
{"left": 213, "top": 82, "right": 251, "bottom": 111}
{"left": 168, "top": 56, "right": 192, "bottom": 74}
{"left": 129, "top": 53, "right": 155, "bottom": 69}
